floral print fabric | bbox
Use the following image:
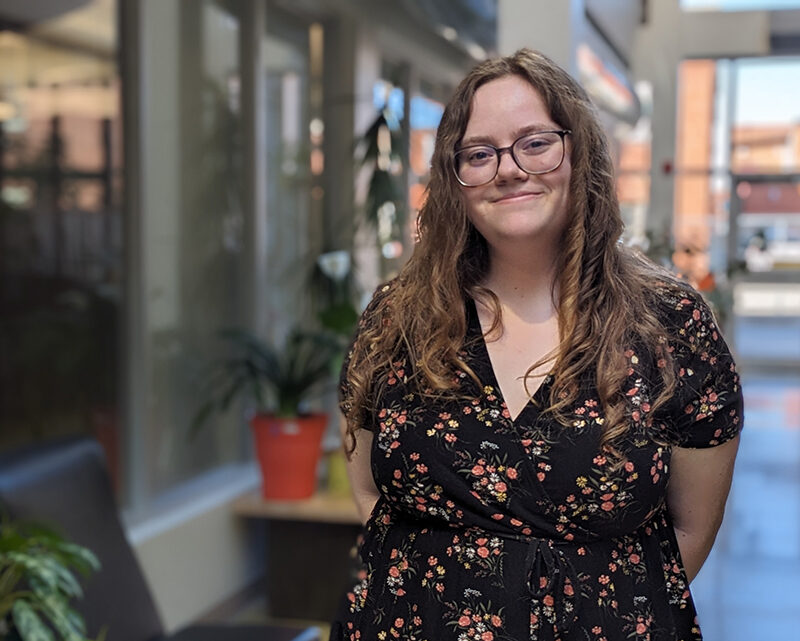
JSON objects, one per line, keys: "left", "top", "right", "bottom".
{"left": 332, "top": 282, "right": 743, "bottom": 641}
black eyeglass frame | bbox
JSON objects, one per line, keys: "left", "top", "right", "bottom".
{"left": 453, "top": 129, "right": 572, "bottom": 187}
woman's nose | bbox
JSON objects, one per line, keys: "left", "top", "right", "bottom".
{"left": 495, "top": 148, "right": 527, "bottom": 181}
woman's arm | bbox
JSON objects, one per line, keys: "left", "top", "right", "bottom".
{"left": 666, "top": 435, "right": 740, "bottom": 583}
{"left": 340, "top": 414, "right": 381, "bottom": 526}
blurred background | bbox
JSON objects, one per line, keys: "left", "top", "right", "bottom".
{"left": 0, "top": 0, "right": 798, "bottom": 639}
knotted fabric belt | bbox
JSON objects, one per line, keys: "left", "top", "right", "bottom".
{"left": 519, "top": 535, "right": 580, "bottom": 634}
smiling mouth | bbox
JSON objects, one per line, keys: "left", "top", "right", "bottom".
{"left": 492, "top": 192, "right": 544, "bottom": 203}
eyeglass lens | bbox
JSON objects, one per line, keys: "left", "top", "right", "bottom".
{"left": 455, "top": 131, "right": 565, "bottom": 186}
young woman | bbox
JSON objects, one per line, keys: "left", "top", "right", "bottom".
{"left": 334, "top": 48, "right": 742, "bottom": 641}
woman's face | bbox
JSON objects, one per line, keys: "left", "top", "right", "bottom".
{"left": 457, "top": 75, "right": 572, "bottom": 252}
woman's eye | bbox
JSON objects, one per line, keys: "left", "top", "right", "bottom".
{"left": 519, "top": 135, "right": 555, "bottom": 154}
{"left": 468, "top": 149, "right": 493, "bottom": 163}
{"left": 521, "top": 138, "right": 548, "bottom": 151}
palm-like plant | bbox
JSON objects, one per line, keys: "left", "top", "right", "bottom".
{"left": 191, "top": 327, "right": 341, "bottom": 429}
{"left": 0, "top": 517, "right": 101, "bottom": 641}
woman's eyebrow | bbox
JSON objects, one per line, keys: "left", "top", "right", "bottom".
{"left": 459, "top": 123, "right": 559, "bottom": 148}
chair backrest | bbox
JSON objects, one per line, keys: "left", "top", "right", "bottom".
{"left": 0, "top": 436, "right": 165, "bottom": 641}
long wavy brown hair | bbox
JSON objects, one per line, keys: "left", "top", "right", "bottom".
{"left": 342, "top": 48, "right": 679, "bottom": 462}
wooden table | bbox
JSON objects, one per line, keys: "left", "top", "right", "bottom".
{"left": 232, "top": 490, "right": 361, "bottom": 525}
{"left": 233, "top": 490, "right": 362, "bottom": 622}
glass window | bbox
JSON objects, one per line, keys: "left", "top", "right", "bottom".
{"left": 262, "top": 7, "right": 313, "bottom": 340}
{"left": 732, "top": 57, "right": 800, "bottom": 175}
{"left": 409, "top": 92, "right": 443, "bottom": 241}
{"left": 616, "top": 81, "right": 653, "bottom": 248}
{"left": 138, "top": 0, "right": 247, "bottom": 498}
{"left": 0, "top": 2, "right": 124, "bottom": 491}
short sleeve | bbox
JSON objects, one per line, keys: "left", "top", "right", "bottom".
{"left": 661, "top": 288, "right": 744, "bottom": 448}
{"left": 338, "top": 282, "right": 394, "bottom": 429}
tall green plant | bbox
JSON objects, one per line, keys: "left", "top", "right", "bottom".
{"left": 0, "top": 517, "right": 101, "bottom": 641}
{"left": 191, "top": 327, "right": 341, "bottom": 431}
{"left": 356, "top": 111, "right": 403, "bottom": 233}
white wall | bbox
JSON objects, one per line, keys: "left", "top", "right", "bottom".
{"left": 127, "top": 472, "right": 264, "bottom": 632}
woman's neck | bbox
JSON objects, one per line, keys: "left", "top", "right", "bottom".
{"left": 482, "top": 246, "right": 559, "bottom": 316}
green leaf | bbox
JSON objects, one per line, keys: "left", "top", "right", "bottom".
{"left": 52, "top": 544, "right": 100, "bottom": 575}
{"left": 12, "top": 600, "right": 55, "bottom": 641}
{"left": 5, "top": 552, "right": 60, "bottom": 593}
{"left": 38, "top": 594, "right": 85, "bottom": 641}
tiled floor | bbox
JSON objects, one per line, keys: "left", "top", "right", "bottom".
{"left": 691, "top": 369, "right": 800, "bottom": 641}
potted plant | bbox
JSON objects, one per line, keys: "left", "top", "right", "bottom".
{"left": 0, "top": 516, "right": 101, "bottom": 641}
{"left": 192, "top": 327, "right": 341, "bottom": 500}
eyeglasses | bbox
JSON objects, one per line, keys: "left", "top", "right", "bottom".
{"left": 453, "top": 129, "right": 571, "bottom": 187}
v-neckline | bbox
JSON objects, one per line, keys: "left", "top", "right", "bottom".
{"left": 466, "top": 298, "right": 552, "bottom": 424}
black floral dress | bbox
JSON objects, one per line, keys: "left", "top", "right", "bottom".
{"left": 332, "top": 281, "right": 743, "bottom": 641}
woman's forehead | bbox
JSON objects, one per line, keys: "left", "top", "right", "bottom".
{"left": 461, "top": 76, "right": 555, "bottom": 143}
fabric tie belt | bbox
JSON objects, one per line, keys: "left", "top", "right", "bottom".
{"left": 521, "top": 536, "right": 580, "bottom": 634}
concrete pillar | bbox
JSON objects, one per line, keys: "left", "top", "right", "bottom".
{"left": 497, "top": 0, "right": 584, "bottom": 74}
{"left": 631, "top": 0, "right": 683, "bottom": 247}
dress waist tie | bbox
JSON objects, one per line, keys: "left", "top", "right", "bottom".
{"left": 522, "top": 537, "right": 580, "bottom": 634}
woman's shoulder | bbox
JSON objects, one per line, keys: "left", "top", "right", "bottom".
{"left": 646, "top": 276, "right": 717, "bottom": 330}
{"left": 358, "top": 278, "right": 400, "bottom": 319}
{"left": 643, "top": 276, "right": 733, "bottom": 369}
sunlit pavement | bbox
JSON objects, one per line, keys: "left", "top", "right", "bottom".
{"left": 692, "top": 369, "right": 800, "bottom": 641}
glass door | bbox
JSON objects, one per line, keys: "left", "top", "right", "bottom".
{"left": 729, "top": 173, "right": 800, "bottom": 368}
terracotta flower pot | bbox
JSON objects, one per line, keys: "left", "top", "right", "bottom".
{"left": 250, "top": 413, "right": 327, "bottom": 499}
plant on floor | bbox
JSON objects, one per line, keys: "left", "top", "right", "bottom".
{"left": 0, "top": 516, "right": 102, "bottom": 641}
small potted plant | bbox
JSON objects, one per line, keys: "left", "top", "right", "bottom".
{"left": 192, "top": 327, "right": 341, "bottom": 500}
{"left": 0, "top": 516, "right": 101, "bottom": 641}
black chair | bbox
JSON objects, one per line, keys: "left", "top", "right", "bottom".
{"left": 0, "top": 436, "right": 317, "bottom": 641}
